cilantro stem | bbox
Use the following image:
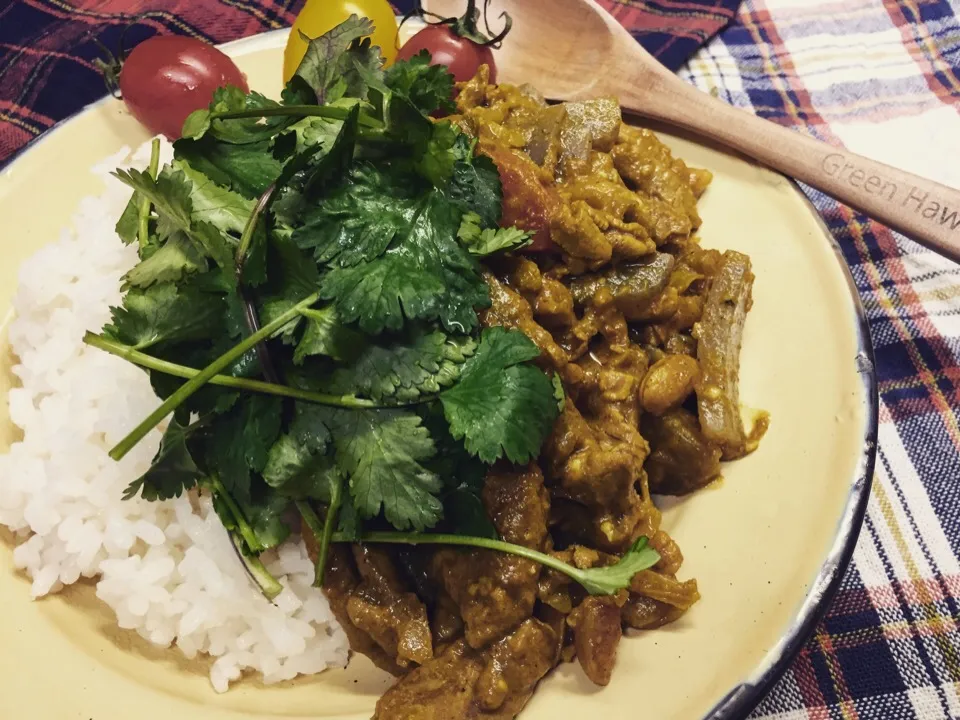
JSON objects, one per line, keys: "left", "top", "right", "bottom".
{"left": 136, "top": 138, "right": 160, "bottom": 251}
{"left": 227, "top": 533, "right": 283, "bottom": 601}
{"left": 107, "top": 292, "right": 322, "bottom": 461}
{"left": 296, "top": 500, "right": 324, "bottom": 537}
{"left": 211, "top": 475, "right": 264, "bottom": 553}
{"left": 235, "top": 184, "right": 280, "bottom": 382}
{"left": 84, "top": 332, "right": 380, "bottom": 409}
{"left": 235, "top": 184, "right": 274, "bottom": 281}
{"left": 331, "top": 532, "right": 661, "bottom": 596}
{"left": 213, "top": 105, "right": 382, "bottom": 129}
{"left": 295, "top": 498, "right": 340, "bottom": 587}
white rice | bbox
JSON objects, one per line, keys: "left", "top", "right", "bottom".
{"left": 0, "top": 140, "right": 349, "bottom": 692}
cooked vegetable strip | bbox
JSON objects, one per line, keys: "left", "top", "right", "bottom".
{"left": 335, "top": 532, "right": 660, "bottom": 596}
{"left": 696, "top": 250, "right": 754, "bottom": 459}
{"left": 568, "top": 252, "right": 675, "bottom": 318}
{"left": 83, "top": 332, "right": 382, "bottom": 408}
{"left": 108, "top": 292, "right": 321, "bottom": 461}
{"left": 137, "top": 138, "right": 161, "bottom": 250}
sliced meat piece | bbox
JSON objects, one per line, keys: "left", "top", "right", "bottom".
{"left": 373, "top": 640, "right": 485, "bottom": 720}
{"left": 643, "top": 407, "right": 722, "bottom": 496}
{"left": 544, "top": 400, "right": 646, "bottom": 512}
{"left": 568, "top": 595, "right": 623, "bottom": 686}
{"left": 534, "top": 276, "right": 577, "bottom": 329}
{"left": 483, "top": 464, "right": 551, "bottom": 548}
{"left": 543, "top": 401, "right": 652, "bottom": 552}
{"left": 549, "top": 200, "right": 612, "bottom": 265}
{"left": 482, "top": 273, "right": 569, "bottom": 371}
{"left": 474, "top": 618, "right": 560, "bottom": 713}
{"left": 612, "top": 126, "right": 702, "bottom": 231}
{"left": 434, "top": 465, "right": 550, "bottom": 649}
{"left": 374, "top": 619, "right": 558, "bottom": 720}
{"left": 346, "top": 545, "right": 434, "bottom": 668}
{"left": 622, "top": 593, "right": 687, "bottom": 630}
{"left": 313, "top": 542, "right": 405, "bottom": 676}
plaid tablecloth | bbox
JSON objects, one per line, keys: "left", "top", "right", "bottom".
{"left": 2, "top": 0, "right": 959, "bottom": 718}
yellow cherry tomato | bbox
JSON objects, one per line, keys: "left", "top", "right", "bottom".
{"left": 283, "top": 0, "right": 399, "bottom": 82}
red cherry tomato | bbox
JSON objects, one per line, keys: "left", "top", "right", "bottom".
{"left": 397, "top": 24, "right": 497, "bottom": 84}
{"left": 119, "top": 35, "right": 248, "bottom": 140}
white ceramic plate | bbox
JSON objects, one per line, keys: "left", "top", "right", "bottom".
{"left": 0, "top": 29, "right": 877, "bottom": 720}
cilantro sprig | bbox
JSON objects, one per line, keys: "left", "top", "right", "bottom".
{"left": 87, "top": 16, "right": 653, "bottom": 601}
{"left": 329, "top": 533, "right": 661, "bottom": 596}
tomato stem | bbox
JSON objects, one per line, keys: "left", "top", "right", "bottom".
{"left": 213, "top": 105, "right": 382, "bottom": 129}
{"left": 403, "top": 0, "right": 512, "bottom": 48}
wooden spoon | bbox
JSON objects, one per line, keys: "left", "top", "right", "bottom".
{"left": 428, "top": 0, "right": 960, "bottom": 262}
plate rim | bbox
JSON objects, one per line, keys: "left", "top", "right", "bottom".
{"left": 702, "top": 190, "right": 877, "bottom": 719}
{"left": 0, "top": 27, "right": 879, "bottom": 720}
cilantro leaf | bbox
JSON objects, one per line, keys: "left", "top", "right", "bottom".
{"left": 447, "top": 140, "right": 502, "bottom": 228}
{"left": 206, "top": 394, "right": 283, "bottom": 504}
{"left": 116, "top": 192, "right": 141, "bottom": 245}
{"left": 262, "top": 404, "right": 341, "bottom": 500}
{"left": 269, "top": 103, "right": 360, "bottom": 229}
{"left": 239, "top": 488, "right": 292, "bottom": 551}
{"left": 113, "top": 167, "right": 190, "bottom": 229}
{"left": 113, "top": 167, "right": 235, "bottom": 277}
{"left": 294, "top": 16, "right": 381, "bottom": 104}
{"left": 383, "top": 50, "right": 456, "bottom": 115}
{"left": 293, "top": 305, "right": 365, "bottom": 365}
{"left": 182, "top": 87, "right": 290, "bottom": 144}
{"left": 175, "top": 159, "right": 253, "bottom": 235}
{"left": 328, "top": 330, "right": 476, "bottom": 401}
{"left": 123, "top": 234, "right": 206, "bottom": 288}
{"left": 174, "top": 137, "right": 284, "bottom": 200}
{"left": 552, "top": 372, "right": 566, "bottom": 412}
{"left": 104, "top": 281, "right": 224, "bottom": 351}
{"left": 293, "top": 164, "right": 420, "bottom": 267}
{"left": 420, "top": 407, "right": 498, "bottom": 539}
{"left": 263, "top": 436, "right": 341, "bottom": 500}
{"left": 122, "top": 418, "right": 204, "bottom": 501}
{"left": 457, "top": 213, "right": 534, "bottom": 256}
{"left": 307, "top": 166, "right": 490, "bottom": 333}
{"left": 329, "top": 408, "right": 442, "bottom": 531}
{"left": 443, "top": 485, "right": 498, "bottom": 539}
{"left": 258, "top": 234, "right": 321, "bottom": 342}
{"left": 441, "top": 327, "right": 559, "bottom": 464}
{"left": 577, "top": 537, "right": 662, "bottom": 596}
{"left": 415, "top": 120, "right": 460, "bottom": 187}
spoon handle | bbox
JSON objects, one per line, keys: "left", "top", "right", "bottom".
{"left": 632, "top": 80, "right": 960, "bottom": 262}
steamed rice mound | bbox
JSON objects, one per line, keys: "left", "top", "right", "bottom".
{"left": 0, "top": 140, "right": 349, "bottom": 692}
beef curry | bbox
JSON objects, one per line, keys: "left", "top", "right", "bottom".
{"left": 306, "top": 66, "right": 767, "bottom": 719}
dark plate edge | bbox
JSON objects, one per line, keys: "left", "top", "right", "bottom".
{"left": 702, "top": 187, "right": 879, "bottom": 720}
